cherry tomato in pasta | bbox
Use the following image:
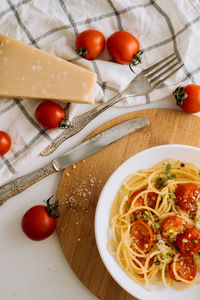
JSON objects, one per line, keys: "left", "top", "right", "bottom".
{"left": 168, "top": 256, "right": 196, "bottom": 282}
{"left": 161, "top": 216, "right": 189, "bottom": 242}
{"left": 175, "top": 184, "right": 200, "bottom": 212}
{"left": 130, "top": 190, "right": 157, "bottom": 216}
{"left": 175, "top": 227, "right": 200, "bottom": 255}
{"left": 130, "top": 220, "right": 154, "bottom": 252}
{"left": 130, "top": 190, "right": 144, "bottom": 215}
{"left": 146, "top": 192, "right": 158, "bottom": 208}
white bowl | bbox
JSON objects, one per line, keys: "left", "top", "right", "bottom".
{"left": 95, "top": 144, "right": 200, "bottom": 300}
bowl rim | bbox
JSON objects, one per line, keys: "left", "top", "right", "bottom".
{"left": 94, "top": 144, "right": 200, "bottom": 300}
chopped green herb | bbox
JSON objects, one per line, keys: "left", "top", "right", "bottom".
{"left": 196, "top": 216, "right": 200, "bottom": 222}
{"left": 155, "top": 163, "right": 176, "bottom": 190}
{"left": 136, "top": 214, "right": 143, "bottom": 220}
{"left": 155, "top": 176, "right": 167, "bottom": 190}
{"left": 160, "top": 252, "right": 172, "bottom": 260}
{"left": 167, "top": 174, "right": 176, "bottom": 180}
{"left": 144, "top": 210, "right": 150, "bottom": 218}
{"left": 193, "top": 240, "right": 198, "bottom": 244}
{"left": 126, "top": 203, "right": 130, "bottom": 209}
{"left": 169, "top": 232, "right": 177, "bottom": 239}
{"left": 154, "top": 222, "right": 160, "bottom": 230}
{"left": 165, "top": 163, "right": 171, "bottom": 175}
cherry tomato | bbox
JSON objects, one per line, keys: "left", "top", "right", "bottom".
{"left": 169, "top": 256, "right": 196, "bottom": 282}
{"left": 173, "top": 84, "right": 200, "bottom": 113}
{"left": 130, "top": 190, "right": 144, "bottom": 215}
{"left": 21, "top": 198, "right": 59, "bottom": 241}
{"left": 175, "top": 227, "right": 200, "bottom": 255}
{"left": 161, "top": 216, "right": 188, "bottom": 242}
{"left": 35, "top": 101, "right": 66, "bottom": 129}
{"left": 0, "top": 131, "right": 11, "bottom": 155}
{"left": 130, "top": 190, "right": 157, "bottom": 216}
{"left": 130, "top": 220, "right": 154, "bottom": 252}
{"left": 76, "top": 29, "right": 105, "bottom": 60}
{"left": 175, "top": 184, "right": 200, "bottom": 212}
{"left": 107, "top": 31, "right": 142, "bottom": 71}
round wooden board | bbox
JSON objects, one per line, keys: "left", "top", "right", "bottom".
{"left": 56, "top": 109, "right": 200, "bottom": 300}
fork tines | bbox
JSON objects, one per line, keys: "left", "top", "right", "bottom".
{"left": 144, "top": 53, "right": 184, "bottom": 88}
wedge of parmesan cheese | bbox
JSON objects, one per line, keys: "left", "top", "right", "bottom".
{"left": 0, "top": 34, "right": 96, "bottom": 104}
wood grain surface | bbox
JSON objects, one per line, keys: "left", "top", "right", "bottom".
{"left": 56, "top": 109, "right": 200, "bottom": 300}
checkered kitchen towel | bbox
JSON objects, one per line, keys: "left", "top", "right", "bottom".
{"left": 0, "top": 0, "right": 200, "bottom": 185}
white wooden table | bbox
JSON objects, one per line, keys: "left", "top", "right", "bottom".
{"left": 0, "top": 97, "right": 192, "bottom": 300}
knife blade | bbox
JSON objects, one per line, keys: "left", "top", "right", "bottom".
{"left": 0, "top": 117, "right": 149, "bottom": 206}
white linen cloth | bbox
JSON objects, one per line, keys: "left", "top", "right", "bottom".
{"left": 0, "top": 0, "right": 200, "bottom": 185}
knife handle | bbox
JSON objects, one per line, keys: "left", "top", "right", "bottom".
{"left": 0, "top": 163, "right": 56, "bottom": 206}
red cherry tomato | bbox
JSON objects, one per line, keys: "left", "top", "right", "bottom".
{"left": 175, "top": 227, "right": 200, "bottom": 255}
{"left": 130, "top": 220, "right": 154, "bottom": 252}
{"left": 168, "top": 255, "right": 196, "bottom": 282}
{"left": 173, "top": 84, "right": 200, "bottom": 113}
{"left": 35, "top": 101, "right": 66, "bottom": 129}
{"left": 175, "top": 184, "right": 200, "bottom": 212}
{"left": 130, "top": 190, "right": 157, "bottom": 216}
{"left": 76, "top": 29, "right": 105, "bottom": 60}
{"left": 107, "top": 31, "right": 142, "bottom": 71}
{"left": 0, "top": 131, "right": 11, "bottom": 155}
{"left": 21, "top": 198, "right": 59, "bottom": 241}
{"left": 161, "top": 216, "right": 188, "bottom": 242}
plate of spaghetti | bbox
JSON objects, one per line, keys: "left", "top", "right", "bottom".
{"left": 95, "top": 145, "right": 200, "bottom": 300}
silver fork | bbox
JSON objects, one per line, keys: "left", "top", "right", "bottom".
{"left": 41, "top": 53, "right": 183, "bottom": 156}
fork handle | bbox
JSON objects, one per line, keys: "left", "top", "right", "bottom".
{"left": 73, "top": 91, "right": 126, "bottom": 126}
{"left": 41, "top": 92, "right": 126, "bottom": 156}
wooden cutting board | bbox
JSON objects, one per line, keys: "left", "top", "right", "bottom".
{"left": 56, "top": 109, "right": 200, "bottom": 300}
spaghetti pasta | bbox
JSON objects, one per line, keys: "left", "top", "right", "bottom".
{"left": 108, "top": 158, "right": 200, "bottom": 290}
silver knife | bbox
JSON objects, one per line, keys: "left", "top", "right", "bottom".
{"left": 0, "top": 117, "right": 149, "bottom": 206}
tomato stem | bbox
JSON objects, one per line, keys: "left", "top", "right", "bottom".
{"left": 59, "top": 118, "right": 71, "bottom": 129}
{"left": 173, "top": 86, "right": 188, "bottom": 106}
{"left": 76, "top": 47, "right": 88, "bottom": 56}
{"left": 46, "top": 196, "right": 60, "bottom": 219}
{"left": 129, "top": 50, "right": 143, "bottom": 73}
